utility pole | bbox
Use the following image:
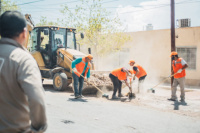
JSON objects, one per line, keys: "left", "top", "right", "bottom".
{"left": 171, "top": 0, "right": 175, "bottom": 86}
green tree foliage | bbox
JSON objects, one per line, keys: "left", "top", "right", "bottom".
{"left": 36, "top": 16, "right": 59, "bottom": 26}
{"left": 1, "top": 0, "right": 19, "bottom": 14}
{"left": 60, "top": 0, "right": 130, "bottom": 57}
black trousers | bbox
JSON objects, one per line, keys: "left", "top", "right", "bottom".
{"left": 139, "top": 75, "right": 147, "bottom": 81}
{"left": 109, "top": 73, "right": 122, "bottom": 96}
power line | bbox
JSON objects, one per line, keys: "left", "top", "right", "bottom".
{"left": 31, "top": 0, "right": 80, "bottom": 7}
{"left": 101, "top": 0, "right": 119, "bottom": 4}
{"left": 17, "top": 0, "right": 44, "bottom": 6}
{"left": 18, "top": 0, "right": 200, "bottom": 17}
{"left": 117, "top": 0, "right": 200, "bottom": 14}
{"left": 2, "top": 0, "right": 44, "bottom": 8}
{"left": 104, "top": 0, "right": 200, "bottom": 10}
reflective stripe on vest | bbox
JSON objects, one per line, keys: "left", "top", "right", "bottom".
{"left": 111, "top": 68, "right": 127, "bottom": 80}
{"left": 74, "top": 57, "right": 91, "bottom": 77}
{"left": 172, "top": 58, "right": 186, "bottom": 78}
{"left": 132, "top": 64, "right": 147, "bottom": 78}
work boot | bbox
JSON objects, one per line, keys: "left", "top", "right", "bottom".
{"left": 167, "top": 98, "right": 177, "bottom": 101}
{"left": 180, "top": 99, "right": 185, "bottom": 102}
{"left": 79, "top": 95, "right": 84, "bottom": 98}
{"left": 75, "top": 95, "right": 80, "bottom": 99}
{"left": 112, "top": 95, "right": 119, "bottom": 100}
{"left": 118, "top": 93, "right": 124, "bottom": 97}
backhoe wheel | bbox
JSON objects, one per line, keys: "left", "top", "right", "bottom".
{"left": 53, "top": 73, "right": 68, "bottom": 91}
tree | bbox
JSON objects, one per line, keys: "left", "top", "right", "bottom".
{"left": 1, "top": 0, "right": 19, "bottom": 14}
{"left": 60, "top": 0, "right": 130, "bottom": 66}
{"left": 36, "top": 16, "right": 60, "bottom": 26}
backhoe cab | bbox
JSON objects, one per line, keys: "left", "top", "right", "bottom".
{"left": 30, "top": 26, "right": 85, "bottom": 91}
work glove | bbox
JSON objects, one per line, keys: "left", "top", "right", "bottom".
{"left": 86, "top": 78, "right": 90, "bottom": 82}
{"left": 177, "top": 69, "right": 182, "bottom": 73}
{"left": 72, "top": 68, "right": 78, "bottom": 73}
{"left": 86, "top": 78, "right": 91, "bottom": 85}
{"left": 84, "top": 78, "right": 90, "bottom": 82}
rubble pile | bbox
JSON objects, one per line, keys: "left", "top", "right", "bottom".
{"left": 89, "top": 73, "right": 112, "bottom": 86}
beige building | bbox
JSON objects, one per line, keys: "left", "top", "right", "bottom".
{"left": 124, "top": 26, "right": 200, "bottom": 87}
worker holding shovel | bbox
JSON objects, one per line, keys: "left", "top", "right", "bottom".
{"left": 109, "top": 67, "right": 132, "bottom": 99}
{"left": 129, "top": 60, "right": 147, "bottom": 93}
{"left": 72, "top": 54, "right": 93, "bottom": 99}
{"left": 168, "top": 51, "right": 188, "bottom": 102}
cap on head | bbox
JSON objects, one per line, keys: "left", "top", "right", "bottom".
{"left": 129, "top": 60, "right": 135, "bottom": 64}
{"left": 86, "top": 54, "right": 93, "bottom": 60}
{"left": 170, "top": 51, "right": 178, "bottom": 57}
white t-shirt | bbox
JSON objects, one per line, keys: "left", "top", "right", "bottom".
{"left": 175, "top": 58, "right": 187, "bottom": 65}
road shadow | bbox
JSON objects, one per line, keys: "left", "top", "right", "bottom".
{"left": 172, "top": 101, "right": 188, "bottom": 110}
{"left": 43, "top": 84, "right": 110, "bottom": 99}
{"left": 107, "top": 98, "right": 121, "bottom": 101}
{"left": 68, "top": 98, "right": 88, "bottom": 102}
{"left": 43, "top": 84, "right": 73, "bottom": 93}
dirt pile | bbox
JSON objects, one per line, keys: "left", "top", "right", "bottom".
{"left": 89, "top": 73, "right": 112, "bottom": 86}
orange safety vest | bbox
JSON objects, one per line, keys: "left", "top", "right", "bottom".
{"left": 111, "top": 68, "right": 127, "bottom": 81}
{"left": 74, "top": 57, "right": 91, "bottom": 77}
{"left": 172, "top": 58, "right": 186, "bottom": 78}
{"left": 132, "top": 64, "right": 147, "bottom": 78}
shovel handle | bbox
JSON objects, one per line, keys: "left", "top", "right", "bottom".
{"left": 151, "top": 72, "right": 178, "bottom": 89}
{"left": 72, "top": 70, "right": 104, "bottom": 94}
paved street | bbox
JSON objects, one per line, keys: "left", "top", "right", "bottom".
{"left": 44, "top": 82, "right": 200, "bottom": 133}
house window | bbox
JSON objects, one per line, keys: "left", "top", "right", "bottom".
{"left": 177, "top": 47, "right": 196, "bottom": 69}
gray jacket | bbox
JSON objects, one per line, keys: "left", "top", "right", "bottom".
{"left": 0, "top": 38, "right": 47, "bottom": 133}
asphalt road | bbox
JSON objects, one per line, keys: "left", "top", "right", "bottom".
{"left": 44, "top": 84, "right": 200, "bottom": 133}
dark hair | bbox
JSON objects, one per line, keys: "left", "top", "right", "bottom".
{"left": 0, "top": 11, "right": 27, "bottom": 38}
{"left": 175, "top": 55, "right": 178, "bottom": 58}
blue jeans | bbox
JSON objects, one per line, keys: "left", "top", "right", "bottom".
{"left": 72, "top": 73, "right": 84, "bottom": 96}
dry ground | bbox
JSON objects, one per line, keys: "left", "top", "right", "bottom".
{"left": 120, "top": 85, "right": 200, "bottom": 118}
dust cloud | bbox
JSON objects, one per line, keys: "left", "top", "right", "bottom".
{"left": 80, "top": 31, "right": 171, "bottom": 91}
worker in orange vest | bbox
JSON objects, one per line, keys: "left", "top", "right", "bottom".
{"left": 168, "top": 51, "right": 188, "bottom": 102}
{"left": 72, "top": 54, "right": 93, "bottom": 99}
{"left": 109, "top": 67, "right": 132, "bottom": 99}
{"left": 129, "top": 60, "right": 147, "bottom": 93}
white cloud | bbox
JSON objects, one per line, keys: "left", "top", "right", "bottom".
{"left": 115, "top": 0, "right": 200, "bottom": 32}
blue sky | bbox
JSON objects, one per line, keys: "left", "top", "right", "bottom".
{"left": 11, "top": 0, "right": 200, "bottom": 32}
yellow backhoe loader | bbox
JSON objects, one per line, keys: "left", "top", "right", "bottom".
{"left": 25, "top": 14, "right": 91, "bottom": 91}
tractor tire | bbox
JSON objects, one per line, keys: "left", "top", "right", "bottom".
{"left": 53, "top": 72, "right": 68, "bottom": 91}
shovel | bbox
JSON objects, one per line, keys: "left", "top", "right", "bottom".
{"left": 121, "top": 77, "right": 135, "bottom": 102}
{"left": 148, "top": 72, "right": 178, "bottom": 93}
{"left": 128, "top": 77, "right": 135, "bottom": 101}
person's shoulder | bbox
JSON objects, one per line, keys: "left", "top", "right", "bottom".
{"left": 77, "top": 57, "right": 83, "bottom": 60}
{"left": 178, "top": 57, "right": 185, "bottom": 62}
{"left": 10, "top": 48, "right": 36, "bottom": 64}
{"left": 133, "top": 66, "right": 138, "bottom": 71}
{"left": 133, "top": 65, "right": 138, "bottom": 69}
{"left": 75, "top": 57, "right": 83, "bottom": 62}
